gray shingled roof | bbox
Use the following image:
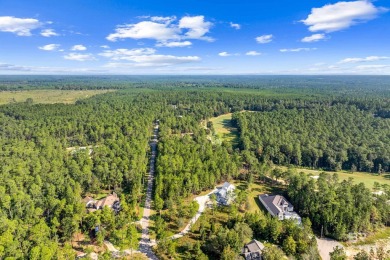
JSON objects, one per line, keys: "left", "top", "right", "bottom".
{"left": 259, "top": 194, "right": 282, "bottom": 216}
{"left": 245, "top": 239, "right": 265, "bottom": 252}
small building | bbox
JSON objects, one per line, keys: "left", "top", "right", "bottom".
{"left": 242, "top": 239, "right": 264, "bottom": 260}
{"left": 216, "top": 182, "right": 236, "bottom": 205}
{"left": 259, "top": 194, "right": 301, "bottom": 224}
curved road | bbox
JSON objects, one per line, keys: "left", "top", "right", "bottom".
{"left": 138, "top": 122, "right": 159, "bottom": 259}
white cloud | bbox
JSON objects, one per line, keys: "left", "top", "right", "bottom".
{"left": 150, "top": 16, "right": 176, "bottom": 23}
{"left": 71, "top": 44, "right": 87, "bottom": 51}
{"left": 301, "top": 1, "right": 388, "bottom": 33}
{"left": 355, "top": 64, "right": 390, "bottom": 69}
{"left": 179, "top": 16, "right": 213, "bottom": 41}
{"left": 301, "top": 33, "right": 326, "bottom": 42}
{"left": 0, "top": 16, "right": 41, "bottom": 36}
{"left": 246, "top": 51, "right": 261, "bottom": 56}
{"left": 107, "top": 15, "right": 213, "bottom": 44}
{"left": 218, "top": 52, "right": 240, "bottom": 57}
{"left": 218, "top": 52, "right": 231, "bottom": 57}
{"left": 107, "top": 20, "right": 179, "bottom": 42}
{"left": 99, "top": 48, "right": 200, "bottom": 67}
{"left": 256, "top": 34, "right": 273, "bottom": 44}
{"left": 230, "top": 22, "right": 241, "bottom": 30}
{"left": 0, "top": 62, "right": 106, "bottom": 74}
{"left": 39, "top": 44, "right": 60, "bottom": 51}
{"left": 280, "top": 48, "right": 317, "bottom": 52}
{"left": 64, "top": 53, "right": 96, "bottom": 61}
{"left": 40, "top": 29, "right": 59, "bottom": 37}
{"left": 156, "top": 41, "right": 192, "bottom": 47}
{"left": 338, "top": 56, "right": 390, "bottom": 63}
{"left": 0, "top": 63, "right": 31, "bottom": 71}
{"left": 99, "top": 48, "right": 156, "bottom": 60}
{"left": 100, "top": 45, "right": 110, "bottom": 49}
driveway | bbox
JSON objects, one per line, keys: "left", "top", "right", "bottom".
{"left": 316, "top": 237, "right": 344, "bottom": 260}
{"left": 171, "top": 189, "right": 217, "bottom": 239}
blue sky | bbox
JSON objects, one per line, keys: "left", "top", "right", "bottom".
{"left": 0, "top": 0, "right": 389, "bottom": 74}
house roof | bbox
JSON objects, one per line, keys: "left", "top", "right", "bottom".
{"left": 218, "top": 189, "right": 227, "bottom": 198}
{"left": 95, "top": 193, "right": 119, "bottom": 208}
{"left": 245, "top": 239, "right": 265, "bottom": 253}
{"left": 272, "top": 195, "right": 292, "bottom": 208}
{"left": 222, "top": 182, "right": 232, "bottom": 189}
{"left": 259, "top": 194, "right": 283, "bottom": 216}
{"left": 82, "top": 196, "right": 95, "bottom": 203}
{"left": 217, "top": 182, "right": 235, "bottom": 198}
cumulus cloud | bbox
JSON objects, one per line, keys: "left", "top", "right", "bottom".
{"left": 256, "top": 34, "right": 273, "bottom": 44}
{"left": 64, "top": 53, "right": 96, "bottom": 61}
{"left": 107, "top": 15, "right": 213, "bottom": 44}
{"left": 99, "top": 48, "right": 200, "bottom": 67}
{"left": 100, "top": 45, "right": 110, "bottom": 49}
{"left": 280, "top": 48, "right": 317, "bottom": 52}
{"left": 179, "top": 16, "right": 213, "bottom": 41}
{"left": 71, "top": 44, "right": 87, "bottom": 51}
{"left": 301, "top": 1, "right": 388, "bottom": 33}
{"left": 0, "top": 16, "right": 41, "bottom": 36}
{"left": 40, "top": 29, "right": 59, "bottom": 37}
{"left": 39, "top": 44, "right": 61, "bottom": 51}
{"left": 338, "top": 56, "right": 390, "bottom": 63}
{"left": 156, "top": 41, "right": 192, "bottom": 47}
{"left": 246, "top": 51, "right": 261, "bottom": 56}
{"left": 301, "top": 33, "right": 326, "bottom": 43}
{"left": 230, "top": 22, "right": 241, "bottom": 30}
{"left": 106, "top": 20, "right": 179, "bottom": 41}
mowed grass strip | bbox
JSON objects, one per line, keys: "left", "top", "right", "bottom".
{"left": 279, "top": 166, "right": 390, "bottom": 190}
{"left": 209, "top": 113, "right": 239, "bottom": 147}
{"left": 0, "top": 89, "right": 114, "bottom": 105}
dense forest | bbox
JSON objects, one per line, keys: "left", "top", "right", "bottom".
{"left": 234, "top": 105, "right": 390, "bottom": 172}
{"left": 287, "top": 171, "right": 390, "bottom": 240}
{"left": 0, "top": 76, "right": 389, "bottom": 259}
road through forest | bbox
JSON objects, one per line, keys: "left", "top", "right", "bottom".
{"left": 138, "top": 122, "right": 159, "bottom": 259}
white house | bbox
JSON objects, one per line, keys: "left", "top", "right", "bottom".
{"left": 216, "top": 182, "right": 236, "bottom": 205}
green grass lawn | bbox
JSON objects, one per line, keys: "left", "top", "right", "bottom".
{"left": 279, "top": 166, "right": 390, "bottom": 190}
{"left": 232, "top": 179, "right": 286, "bottom": 214}
{"left": 0, "top": 89, "right": 114, "bottom": 105}
{"left": 209, "top": 113, "right": 239, "bottom": 147}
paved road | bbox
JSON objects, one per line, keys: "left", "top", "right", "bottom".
{"left": 138, "top": 122, "right": 159, "bottom": 259}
